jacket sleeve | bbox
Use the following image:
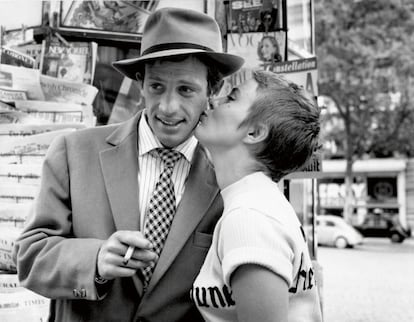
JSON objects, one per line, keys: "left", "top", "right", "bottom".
{"left": 12, "top": 134, "right": 105, "bottom": 300}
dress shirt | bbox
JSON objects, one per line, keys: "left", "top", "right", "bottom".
{"left": 137, "top": 110, "right": 197, "bottom": 231}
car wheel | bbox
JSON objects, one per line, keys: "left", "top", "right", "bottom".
{"left": 390, "top": 233, "right": 403, "bottom": 243}
{"left": 334, "top": 237, "right": 348, "bottom": 249}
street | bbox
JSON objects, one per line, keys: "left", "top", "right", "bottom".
{"left": 317, "top": 237, "right": 414, "bottom": 322}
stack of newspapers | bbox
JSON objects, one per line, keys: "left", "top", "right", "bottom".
{"left": 0, "top": 38, "right": 98, "bottom": 321}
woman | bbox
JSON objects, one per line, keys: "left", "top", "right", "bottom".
{"left": 257, "top": 36, "right": 283, "bottom": 63}
{"left": 192, "top": 70, "right": 322, "bottom": 322}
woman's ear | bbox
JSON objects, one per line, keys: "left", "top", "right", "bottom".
{"left": 243, "top": 123, "right": 269, "bottom": 145}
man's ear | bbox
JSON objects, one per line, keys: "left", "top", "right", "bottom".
{"left": 135, "top": 72, "right": 144, "bottom": 89}
{"left": 243, "top": 123, "right": 269, "bottom": 144}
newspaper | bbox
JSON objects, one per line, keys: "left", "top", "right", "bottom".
{"left": 0, "top": 273, "right": 24, "bottom": 293}
{"left": 0, "top": 122, "right": 87, "bottom": 135}
{"left": 10, "top": 43, "right": 43, "bottom": 69}
{"left": 0, "top": 286, "right": 50, "bottom": 321}
{"left": 0, "top": 64, "right": 45, "bottom": 100}
{"left": 14, "top": 100, "right": 95, "bottom": 126}
{"left": 0, "top": 183, "right": 39, "bottom": 204}
{"left": 0, "top": 202, "right": 32, "bottom": 225}
{"left": 0, "top": 164, "right": 42, "bottom": 185}
{"left": 40, "top": 74, "right": 98, "bottom": 105}
{"left": 40, "top": 39, "right": 97, "bottom": 84}
{"left": 0, "top": 128, "right": 76, "bottom": 165}
{"left": 0, "top": 109, "right": 52, "bottom": 125}
{"left": 0, "top": 100, "right": 13, "bottom": 111}
{"left": 0, "top": 225, "right": 22, "bottom": 271}
{"left": 0, "top": 46, "right": 36, "bottom": 69}
{"left": 0, "top": 87, "right": 27, "bottom": 102}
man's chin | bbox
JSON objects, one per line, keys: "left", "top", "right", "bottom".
{"left": 157, "top": 133, "right": 188, "bottom": 148}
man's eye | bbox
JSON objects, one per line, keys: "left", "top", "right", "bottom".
{"left": 149, "top": 83, "right": 163, "bottom": 91}
{"left": 180, "top": 86, "right": 195, "bottom": 94}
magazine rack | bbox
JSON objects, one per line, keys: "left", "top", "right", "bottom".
{"left": 33, "top": 1, "right": 159, "bottom": 47}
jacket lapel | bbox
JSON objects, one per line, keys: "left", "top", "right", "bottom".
{"left": 100, "top": 113, "right": 141, "bottom": 231}
{"left": 144, "top": 145, "right": 219, "bottom": 294}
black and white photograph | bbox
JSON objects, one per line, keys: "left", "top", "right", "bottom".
{"left": 0, "top": 1, "right": 413, "bottom": 322}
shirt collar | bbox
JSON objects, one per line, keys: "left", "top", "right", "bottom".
{"left": 138, "top": 109, "right": 198, "bottom": 162}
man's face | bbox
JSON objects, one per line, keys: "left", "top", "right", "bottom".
{"left": 195, "top": 78, "right": 258, "bottom": 150}
{"left": 142, "top": 56, "right": 209, "bottom": 148}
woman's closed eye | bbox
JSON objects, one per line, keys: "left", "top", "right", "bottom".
{"left": 227, "top": 94, "right": 236, "bottom": 102}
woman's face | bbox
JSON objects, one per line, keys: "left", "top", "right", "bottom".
{"left": 195, "top": 78, "right": 258, "bottom": 151}
{"left": 260, "top": 38, "right": 276, "bottom": 61}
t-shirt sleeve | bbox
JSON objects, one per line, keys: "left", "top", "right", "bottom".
{"left": 217, "top": 209, "right": 295, "bottom": 287}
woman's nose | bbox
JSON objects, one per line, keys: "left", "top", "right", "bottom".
{"left": 209, "top": 96, "right": 227, "bottom": 109}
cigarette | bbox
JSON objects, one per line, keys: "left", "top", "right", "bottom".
{"left": 122, "top": 246, "right": 135, "bottom": 265}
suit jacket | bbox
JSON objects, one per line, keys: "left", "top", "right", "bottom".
{"left": 14, "top": 112, "right": 223, "bottom": 322}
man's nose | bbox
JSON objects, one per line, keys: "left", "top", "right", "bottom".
{"left": 159, "top": 92, "right": 179, "bottom": 114}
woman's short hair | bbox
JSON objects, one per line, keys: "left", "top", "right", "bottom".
{"left": 135, "top": 54, "right": 224, "bottom": 96}
{"left": 239, "top": 70, "right": 320, "bottom": 181}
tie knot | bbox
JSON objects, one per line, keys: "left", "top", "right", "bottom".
{"left": 155, "top": 148, "right": 182, "bottom": 169}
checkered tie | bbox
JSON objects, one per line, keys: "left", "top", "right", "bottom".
{"left": 142, "top": 148, "right": 182, "bottom": 287}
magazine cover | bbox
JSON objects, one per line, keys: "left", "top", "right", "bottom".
{"left": 227, "top": 31, "right": 286, "bottom": 70}
{"left": 60, "top": 0, "right": 158, "bottom": 34}
{"left": 0, "top": 46, "right": 36, "bottom": 68}
{"left": 10, "top": 43, "right": 43, "bottom": 69}
{"left": 39, "top": 39, "right": 97, "bottom": 84}
{"left": 227, "top": 0, "right": 282, "bottom": 34}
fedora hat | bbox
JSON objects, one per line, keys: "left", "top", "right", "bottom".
{"left": 112, "top": 7, "right": 244, "bottom": 79}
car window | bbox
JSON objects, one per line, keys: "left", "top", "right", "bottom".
{"left": 325, "top": 221, "right": 336, "bottom": 227}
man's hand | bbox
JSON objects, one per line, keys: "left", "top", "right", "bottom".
{"left": 97, "top": 231, "right": 157, "bottom": 280}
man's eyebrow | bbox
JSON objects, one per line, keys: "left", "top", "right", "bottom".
{"left": 146, "top": 75, "right": 163, "bottom": 81}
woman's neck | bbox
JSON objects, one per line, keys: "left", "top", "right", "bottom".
{"left": 209, "top": 146, "right": 258, "bottom": 190}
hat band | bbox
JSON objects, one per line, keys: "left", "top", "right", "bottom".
{"left": 142, "top": 42, "right": 214, "bottom": 56}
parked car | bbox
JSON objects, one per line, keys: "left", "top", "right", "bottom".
{"left": 315, "top": 215, "right": 364, "bottom": 249}
{"left": 353, "top": 213, "right": 412, "bottom": 243}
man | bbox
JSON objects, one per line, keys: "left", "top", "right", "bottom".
{"left": 13, "top": 7, "right": 243, "bottom": 322}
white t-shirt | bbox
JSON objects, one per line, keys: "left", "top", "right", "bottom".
{"left": 192, "top": 172, "right": 322, "bottom": 322}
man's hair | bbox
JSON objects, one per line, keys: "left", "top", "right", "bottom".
{"left": 239, "top": 70, "right": 320, "bottom": 182}
{"left": 136, "top": 54, "right": 224, "bottom": 96}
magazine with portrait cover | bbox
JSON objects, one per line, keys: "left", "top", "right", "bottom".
{"left": 0, "top": 46, "right": 36, "bottom": 69}
{"left": 10, "top": 43, "right": 43, "bottom": 69}
{"left": 39, "top": 38, "right": 97, "bottom": 85}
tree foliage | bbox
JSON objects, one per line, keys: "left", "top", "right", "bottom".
{"left": 315, "top": 0, "right": 414, "bottom": 221}
{"left": 315, "top": 0, "right": 414, "bottom": 158}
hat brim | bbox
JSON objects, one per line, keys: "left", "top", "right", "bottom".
{"left": 112, "top": 48, "right": 244, "bottom": 80}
